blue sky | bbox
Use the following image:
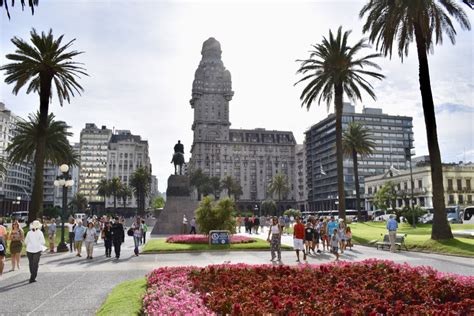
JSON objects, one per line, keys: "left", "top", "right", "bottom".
{"left": 1, "top": 0, "right": 473, "bottom": 192}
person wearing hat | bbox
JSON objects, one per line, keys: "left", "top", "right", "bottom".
{"left": 386, "top": 214, "right": 398, "bottom": 253}
{"left": 24, "top": 220, "right": 46, "bottom": 283}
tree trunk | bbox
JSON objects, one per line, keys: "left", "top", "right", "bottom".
{"left": 352, "top": 149, "right": 362, "bottom": 221}
{"left": 414, "top": 23, "right": 453, "bottom": 239}
{"left": 113, "top": 195, "right": 117, "bottom": 211}
{"left": 29, "top": 74, "right": 52, "bottom": 224}
{"left": 334, "top": 84, "right": 346, "bottom": 220}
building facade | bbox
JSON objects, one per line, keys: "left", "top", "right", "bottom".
{"left": 53, "top": 143, "right": 80, "bottom": 208}
{"left": 305, "top": 103, "right": 413, "bottom": 211}
{"left": 188, "top": 38, "right": 297, "bottom": 212}
{"left": 105, "top": 130, "right": 151, "bottom": 209}
{"left": 0, "top": 103, "right": 33, "bottom": 216}
{"left": 364, "top": 162, "right": 474, "bottom": 210}
{"left": 295, "top": 144, "right": 308, "bottom": 212}
{"left": 78, "top": 124, "right": 112, "bottom": 209}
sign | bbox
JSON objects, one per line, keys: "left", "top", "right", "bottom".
{"left": 209, "top": 230, "right": 230, "bottom": 245}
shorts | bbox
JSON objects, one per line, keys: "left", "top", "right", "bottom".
{"left": 293, "top": 238, "right": 304, "bottom": 250}
{"left": 313, "top": 233, "right": 320, "bottom": 243}
{"left": 304, "top": 237, "right": 313, "bottom": 242}
{"left": 49, "top": 234, "right": 55, "bottom": 243}
{"left": 331, "top": 246, "right": 339, "bottom": 254}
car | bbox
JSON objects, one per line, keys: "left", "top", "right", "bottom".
{"left": 11, "top": 211, "right": 29, "bottom": 222}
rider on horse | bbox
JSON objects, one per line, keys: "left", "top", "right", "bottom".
{"left": 171, "top": 140, "right": 185, "bottom": 175}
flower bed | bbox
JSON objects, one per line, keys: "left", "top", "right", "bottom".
{"left": 144, "top": 260, "right": 474, "bottom": 315}
{"left": 166, "top": 234, "right": 254, "bottom": 244}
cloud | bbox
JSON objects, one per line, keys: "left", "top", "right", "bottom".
{"left": 436, "top": 103, "right": 474, "bottom": 114}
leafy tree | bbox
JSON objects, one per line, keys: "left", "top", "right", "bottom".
{"left": 195, "top": 196, "right": 236, "bottom": 234}
{"left": 221, "top": 176, "right": 243, "bottom": 200}
{"left": 109, "top": 177, "right": 122, "bottom": 211}
{"left": 190, "top": 168, "right": 209, "bottom": 200}
{"left": 130, "top": 167, "right": 151, "bottom": 215}
{"left": 342, "top": 122, "right": 375, "bottom": 221}
{"left": 1, "top": 0, "right": 38, "bottom": 19}
{"left": 117, "top": 184, "right": 133, "bottom": 209}
{"left": 1, "top": 28, "right": 86, "bottom": 223}
{"left": 152, "top": 196, "right": 165, "bottom": 209}
{"left": 43, "top": 206, "right": 61, "bottom": 219}
{"left": 268, "top": 173, "right": 290, "bottom": 213}
{"left": 360, "top": 0, "right": 470, "bottom": 239}
{"left": 296, "top": 27, "right": 384, "bottom": 221}
{"left": 284, "top": 209, "right": 302, "bottom": 219}
{"left": 373, "top": 181, "right": 398, "bottom": 213}
{"left": 261, "top": 199, "right": 277, "bottom": 216}
{"left": 69, "top": 193, "right": 88, "bottom": 213}
{"left": 209, "top": 176, "right": 221, "bottom": 198}
{"left": 97, "top": 179, "right": 110, "bottom": 206}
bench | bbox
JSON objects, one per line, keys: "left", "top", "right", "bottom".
{"left": 375, "top": 233, "right": 408, "bottom": 251}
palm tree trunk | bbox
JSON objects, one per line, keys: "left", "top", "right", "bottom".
{"left": 113, "top": 195, "right": 117, "bottom": 211}
{"left": 334, "top": 84, "right": 346, "bottom": 220}
{"left": 29, "top": 74, "right": 52, "bottom": 224}
{"left": 414, "top": 24, "right": 453, "bottom": 240}
{"left": 352, "top": 149, "right": 362, "bottom": 221}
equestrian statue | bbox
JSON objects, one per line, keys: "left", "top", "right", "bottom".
{"left": 171, "top": 140, "right": 185, "bottom": 175}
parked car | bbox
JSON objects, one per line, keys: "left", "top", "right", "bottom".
{"left": 462, "top": 206, "right": 474, "bottom": 224}
{"left": 11, "top": 211, "right": 29, "bottom": 223}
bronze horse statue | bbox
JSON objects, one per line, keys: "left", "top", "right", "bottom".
{"left": 171, "top": 152, "right": 185, "bottom": 175}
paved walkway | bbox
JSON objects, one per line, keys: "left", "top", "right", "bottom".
{"left": 0, "top": 231, "right": 472, "bottom": 315}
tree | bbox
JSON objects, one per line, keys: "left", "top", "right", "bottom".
{"left": 195, "top": 196, "right": 236, "bottom": 234}
{"left": 261, "top": 199, "right": 277, "bottom": 216}
{"left": 152, "top": 196, "right": 165, "bottom": 209}
{"left": 373, "top": 181, "right": 398, "bottom": 213}
{"left": 69, "top": 193, "right": 88, "bottom": 214}
{"left": 97, "top": 179, "right": 110, "bottom": 207}
{"left": 360, "top": 0, "right": 470, "bottom": 239}
{"left": 6, "top": 112, "right": 77, "bottom": 220}
{"left": 209, "top": 176, "right": 221, "bottom": 198}
{"left": 221, "top": 176, "right": 243, "bottom": 200}
{"left": 268, "top": 173, "right": 290, "bottom": 214}
{"left": 190, "top": 168, "right": 210, "bottom": 200}
{"left": 117, "top": 184, "right": 133, "bottom": 209}
{"left": 1, "top": 28, "right": 86, "bottom": 224}
{"left": 1, "top": 0, "right": 38, "bottom": 19}
{"left": 109, "top": 177, "right": 122, "bottom": 211}
{"left": 296, "top": 27, "right": 384, "bottom": 221}
{"left": 284, "top": 209, "right": 302, "bottom": 219}
{"left": 342, "top": 122, "right": 375, "bottom": 221}
{"left": 130, "top": 167, "right": 151, "bottom": 215}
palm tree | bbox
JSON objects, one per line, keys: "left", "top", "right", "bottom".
{"left": 7, "top": 112, "right": 77, "bottom": 220}
{"left": 130, "top": 167, "right": 151, "bottom": 215}
{"left": 69, "top": 193, "right": 88, "bottom": 214}
{"left": 221, "top": 176, "right": 242, "bottom": 199}
{"left": 268, "top": 173, "right": 290, "bottom": 214}
{"left": 1, "top": 0, "right": 38, "bottom": 19}
{"left": 118, "top": 184, "right": 133, "bottom": 209}
{"left": 342, "top": 122, "right": 376, "bottom": 221}
{"left": 1, "top": 28, "right": 86, "bottom": 223}
{"left": 108, "top": 177, "right": 122, "bottom": 211}
{"left": 190, "top": 168, "right": 209, "bottom": 200}
{"left": 360, "top": 0, "right": 470, "bottom": 239}
{"left": 295, "top": 27, "right": 384, "bottom": 221}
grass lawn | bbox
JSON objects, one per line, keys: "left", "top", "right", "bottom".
{"left": 142, "top": 238, "right": 292, "bottom": 253}
{"left": 4, "top": 227, "right": 69, "bottom": 258}
{"left": 96, "top": 278, "right": 146, "bottom": 316}
{"left": 350, "top": 222, "right": 474, "bottom": 257}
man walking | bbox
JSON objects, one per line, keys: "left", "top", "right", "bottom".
{"left": 387, "top": 215, "right": 398, "bottom": 253}
{"left": 48, "top": 219, "right": 57, "bottom": 253}
{"left": 73, "top": 220, "right": 86, "bottom": 257}
{"left": 111, "top": 217, "right": 124, "bottom": 259}
{"left": 189, "top": 217, "right": 197, "bottom": 234}
{"left": 293, "top": 217, "right": 306, "bottom": 262}
{"left": 25, "top": 220, "right": 45, "bottom": 283}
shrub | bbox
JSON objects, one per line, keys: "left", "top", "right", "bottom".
{"left": 195, "top": 196, "right": 236, "bottom": 234}
{"left": 401, "top": 205, "right": 426, "bottom": 225}
{"left": 284, "top": 208, "right": 302, "bottom": 218}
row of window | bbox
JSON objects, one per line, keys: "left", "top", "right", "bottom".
{"left": 447, "top": 178, "right": 472, "bottom": 191}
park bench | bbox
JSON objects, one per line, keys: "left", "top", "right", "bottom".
{"left": 375, "top": 233, "right": 408, "bottom": 251}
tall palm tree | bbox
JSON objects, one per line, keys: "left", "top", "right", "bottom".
{"left": 97, "top": 179, "right": 111, "bottom": 209}
{"left": 1, "top": 0, "right": 38, "bottom": 19}
{"left": 1, "top": 28, "right": 86, "bottom": 223}
{"left": 342, "top": 122, "right": 376, "bottom": 220}
{"left": 130, "top": 167, "right": 151, "bottom": 215}
{"left": 118, "top": 184, "right": 133, "bottom": 209}
{"left": 7, "top": 112, "right": 77, "bottom": 220}
{"left": 221, "top": 175, "right": 242, "bottom": 199}
{"left": 268, "top": 173, "right": 290, "bottom": 214}
{"left": 360, "top": 0, "right": 470, "bottom": 239}
{"left": 69, "top": 193, "right": 88, "bottom": 214}
{"left": 190, "top": 168, "right": 209, "bottom": 200}
{"left": 108, "top": 177, "right": 122, "bottom": 211}
{"left": 295, "top": 27, "right": 384, "bottom": 220}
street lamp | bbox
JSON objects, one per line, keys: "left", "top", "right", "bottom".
{"left": 54, "top": 164, "right": 74, "bottom": 252}
{"left": 13, "top": 196, "right": 21, "bottom": 212}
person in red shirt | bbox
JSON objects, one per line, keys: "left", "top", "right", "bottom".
{"left": 293, "top": 217, "right": 306, "bottom": 262}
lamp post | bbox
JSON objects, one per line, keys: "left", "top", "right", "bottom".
{"left": 406, "top": 140, "right": 416, "bottom": 229}
{"left": 54, "top": 164, "right": 74, "bottom": 252}
{"left": 13, "top": 196, "right": 21, "bottom": 212}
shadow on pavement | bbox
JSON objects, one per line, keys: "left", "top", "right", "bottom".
{"left": 0, "top": 279, "right": 29, "bottom": 292}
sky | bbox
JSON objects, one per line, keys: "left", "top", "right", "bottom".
{"left": 1, "top": 0, "right": 473, "bottom": 193}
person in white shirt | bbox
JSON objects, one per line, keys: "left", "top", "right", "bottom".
{"left": 25, "top": 220, "right": 46, "bottom": 283}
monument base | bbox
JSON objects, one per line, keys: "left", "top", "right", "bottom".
{"left": 151, "top": 175, "right": 198, "bottom": 235}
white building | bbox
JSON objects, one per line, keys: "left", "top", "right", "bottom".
{"left": 364, "top": 162, "right": 474, "bottom": 210}
{"left": 295, "top": 144, "right": 307, "bottom": 212}
{"left": 53, "top": 143, "right": 80, "bottom": 208}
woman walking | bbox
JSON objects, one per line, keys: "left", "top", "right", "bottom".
{"left": 131, "top": 217, "right": 142, "bottom": 256}
{"left": 102, "top": 222, "right": 113, "bottom": 258}
{"left": 266, "top": 217, "right": 282, "bottom": 263}
{"left": 24, "top": 220, "right": 45, "bottom": 283}
{"left": 66, "top": 219, "right": 76, "bottom": 253}
{"left": 84, "top": 222, "right": 97, "bottom": 259}
{"left": 8, "top": 220, "right": 24, "bottom": 271}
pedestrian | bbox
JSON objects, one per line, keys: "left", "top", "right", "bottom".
{"left": 284, "top": 216, "right": 291, "bottom": 235}
{"left": 278, "top": 216, "right": 285, "bottom": 234}
{"left": 8, "top": 220, "right": 24, "bottom": 271}
{"left": 48, "top": 219, "right": 56, "bottom": 253}
{"left": 25, "top": 220, "right": 45, "bottom": 283}
{"left": 330, "top": 228, "right": 340, "bottom": 261}
{"left": 266, "top": 217, "right": 282, "bottom": 263}
{"left": 304, "top": 220, "right": 315, "bottom": 256}
{"left": 338, "top": 220, "right": 346, "bottom": 254}
{"left": 0, "top": 218, "right": 7, "bottom": 240}
{"left": 320, "top": 219, "right": 328, "bottom": 251}
{"left": 189, "top": 217, "right": 197, "bottom": 234}
{"left": 132, "top": 217, "right": 142, "bottom": 256}
{"left": 293, "top": 217, "right": 306, "bottom": 262}
{"left": 142, "top": 219, "right": 148, "bottom": 243}
{"left": 254, "top": 216, "right": 260, "bottom": 234}
{"left": 387, "top": 214, "right": 398, "bottom": 253}
{"left": 236, "top": 215, "right": 242, "bottom": 233}
{"left": 344, "top": 226, "right": 353, "bottom": 250}
{"left": 259, "top": 215, "right": 266, "bottom": 233}
{"left": 182, "top": 215, "right": 188, "bottom": 234}
{"left": 73, "top": 220, "right": 86, "bottom": 257}
{"left": 111, "top": 217, "right": 125, "bottom": 259}
{"left": 327, "top": 216, "right": 338, "bottom": 242}
{"left": 0, "top": 236, "right": 6, "bottom": 277}
{"left": 102, "top": 222, "right": 113, "bottom": 258}
{"left": 313, "top": 217, "right": 321, "bottom": 254}
{"left": 84, "top": 222, "right": 97, "bottom": 259}
{"left": 66, "top": 219, "right": 76, "bottom": 252}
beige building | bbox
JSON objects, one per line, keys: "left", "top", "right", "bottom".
{"left": 364, "top": 162, "right": 474, "bottom": 210}
{"left": 188, "top": 38, "right": 297, "bottom": 212}
{"left": 295, "top": 144, "right": 308, "bottom": 211}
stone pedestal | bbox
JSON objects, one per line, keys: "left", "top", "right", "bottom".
{"left": 151, "top": 175, "right": 198, "bottom": 235}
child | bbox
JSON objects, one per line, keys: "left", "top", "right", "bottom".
{"left": 344, "top": 226, "right": 353, "bottom": 250}
{"left": 330, "top": 228, "right": 340, "bottom": 261}
{"left": 304, "top": 221, "right": 314, "bottom": 256}
{"left": 337, "top": 221, "right": 346, "bottom": 254}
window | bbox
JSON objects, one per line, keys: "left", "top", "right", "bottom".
{"left": 457, "top": 179, "right": 462, "bottom": 191}
{"left": 448, "top": 195, "right": 455, "bottom": 204}
{"left": 447, "top": 179, "right": 453, "bottom": 190}
{"left": 418, "top": 179, "right": 423, "bottom": 189}
{"left": 468, "top": 195, "right": 472, "bottom": 204}
{"left": 404, "top": 182, "right": 408, "bottom": 190}
{"left": 459, "top": 195, "right": 464, "bottom": 204}
{"left": 467, "top": 179, "right": 471, "bottom": 191}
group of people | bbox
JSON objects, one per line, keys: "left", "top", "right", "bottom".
{"left": 236, "top": 215, "right": 293, "bottom": 235}
{"left": 266, "top": 215, "right": 353, "bottom": 263}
